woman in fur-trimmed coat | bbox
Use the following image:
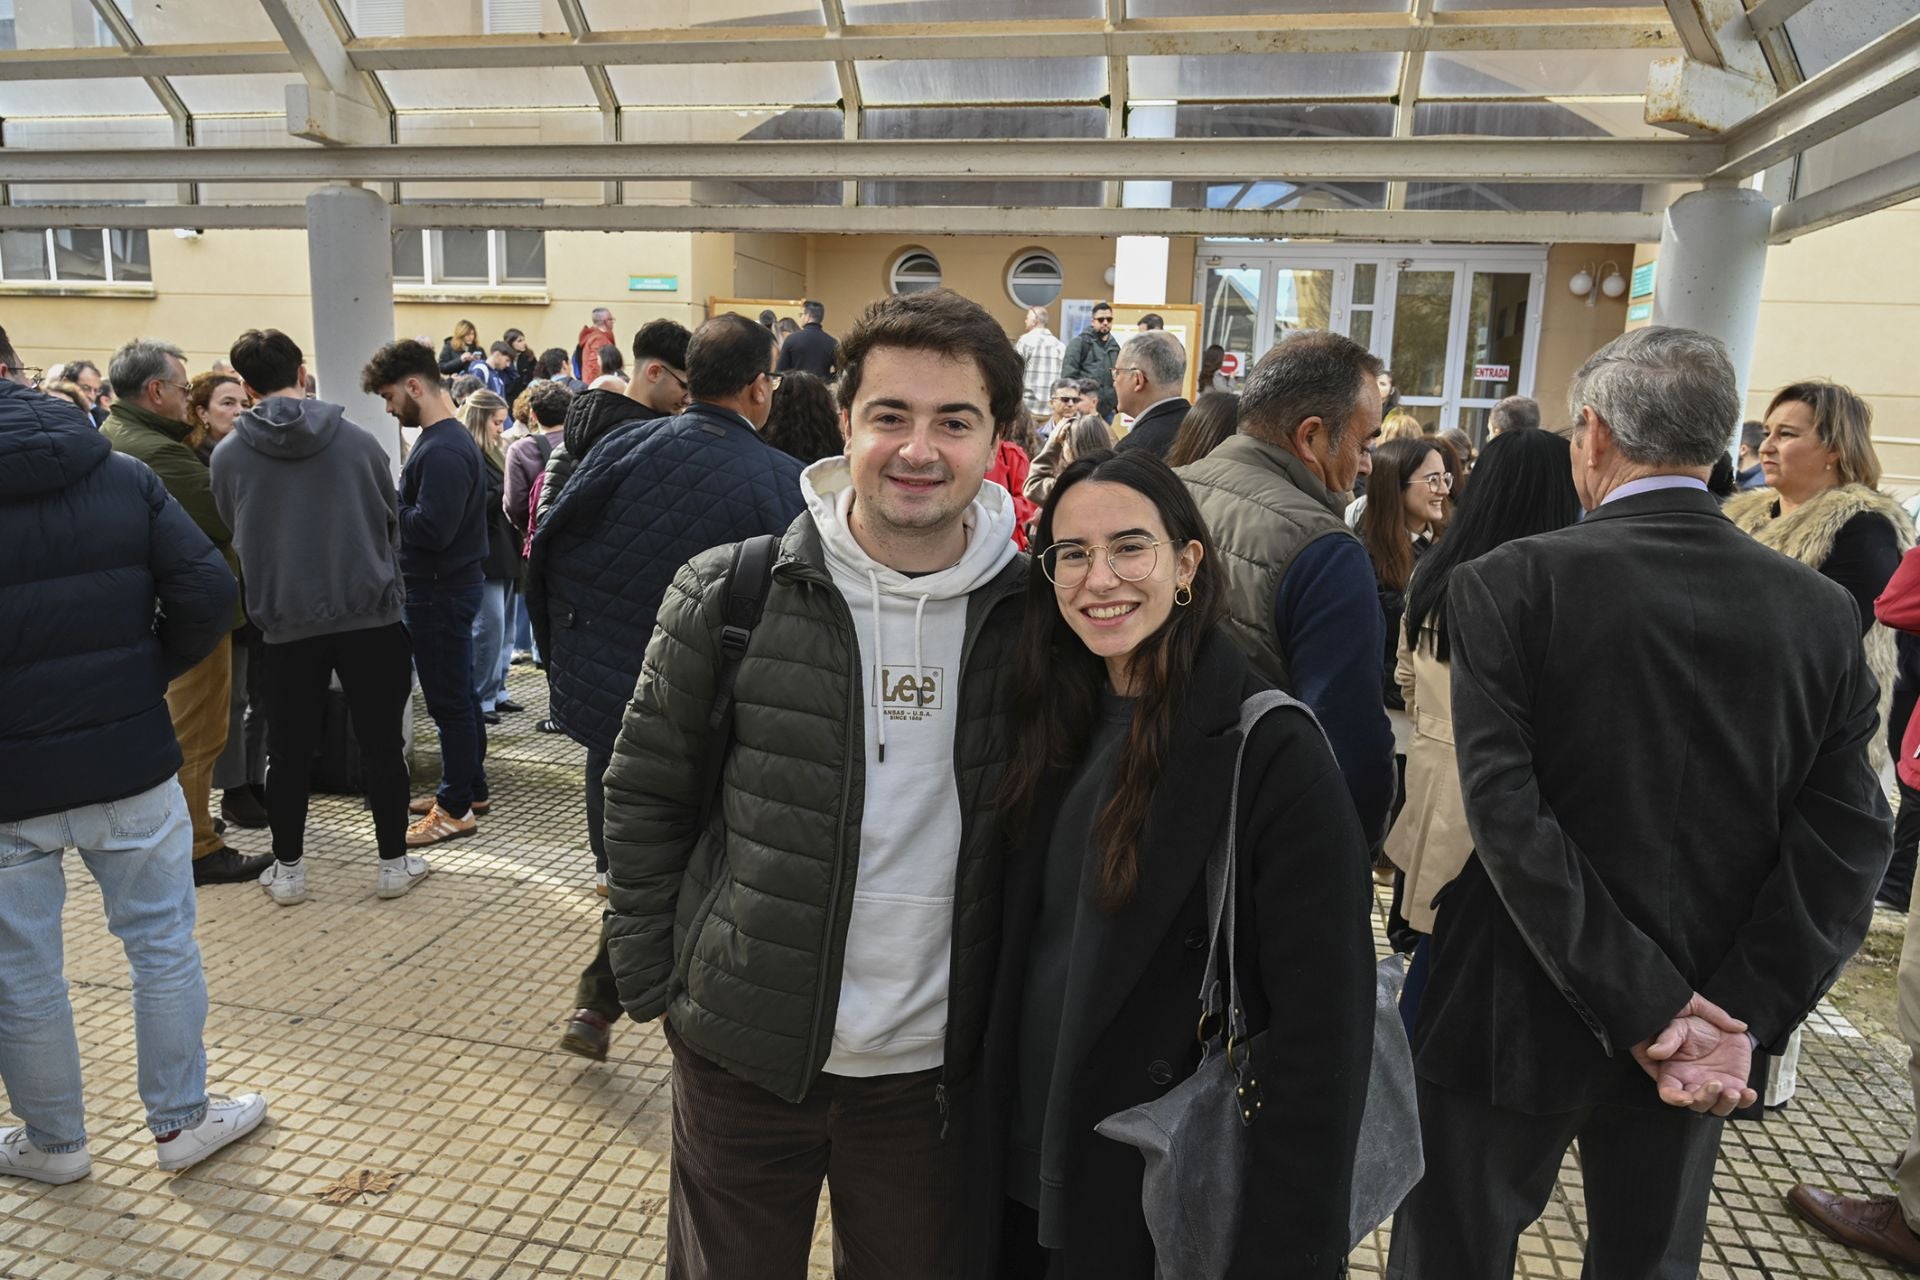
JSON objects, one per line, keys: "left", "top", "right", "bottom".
{"left": 1722, "top": 378, "right": 1909, "bottom": 1109}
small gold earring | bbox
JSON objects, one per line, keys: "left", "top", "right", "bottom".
{"left": 1174, "top": 583, "right": 1193, "bottom": 607}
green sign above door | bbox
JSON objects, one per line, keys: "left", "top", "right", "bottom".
{"left": 628, "top": 275, "right": 679, "bottom": 292}
{"left": 1630, "top": 261, "right": 1656, "bottom": 300}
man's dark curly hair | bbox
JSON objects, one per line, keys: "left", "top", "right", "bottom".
{"left": 360, "top": 338, "right": 439, "bottom": 394}
{"left": 835, "top": 288, "right": 1023, "bottom": 437}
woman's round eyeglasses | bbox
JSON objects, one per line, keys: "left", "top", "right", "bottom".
{"left": 1406, "top": 470, "right": 1454, "bottom": 493}
{"left": 1042, "top": 537, "right": 1173, "bottom": 588}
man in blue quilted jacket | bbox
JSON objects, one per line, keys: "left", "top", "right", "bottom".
{"left": 529, "top": 312, "right": 806, "bottom": 1057}
{"left": 0, "top": 327, "right": 269, "bottom": 1185}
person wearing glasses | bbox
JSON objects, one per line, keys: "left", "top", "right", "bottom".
{"left": 1061, "top": 302, "right": 1122, "bottom": 421}
{"left": 1358, "top": 438, "right": 1449, "bottom": 717}
{"left": 982, "top": 448, "right": 1374, "bottom": 1276}
{"left": 1111, "top": 330, "right": 1192, "bottom": 461}
{"left": 529, "top": 312, "right": 805, "bottom": 1064}
{"left": 100, "top": 339, "right": 267, "bottom": 887}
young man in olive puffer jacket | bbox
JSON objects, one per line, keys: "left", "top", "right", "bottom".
{"left": 600, "top": 289, "right": 1030, "bottom": 1279}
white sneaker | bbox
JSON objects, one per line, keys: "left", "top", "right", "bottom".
{"left": 259, "top": 858, "right": 308, "bottom": 906}
{"left": 0, "top": 1127, "right": 89, "bottom": 1185}
{"left": 377, "top": 854, "right": 432, "bottom": 899}
{"left": 595, "top": 871, "right": 608, "bottom": 898}
{"left": 155, "top": 1093, "right": 268, "bottom": 1172}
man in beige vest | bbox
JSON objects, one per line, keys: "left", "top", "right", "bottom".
{"left": 1179, "top": 330, "right": 1394, "bottom": 843}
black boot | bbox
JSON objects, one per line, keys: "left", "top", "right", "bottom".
{"left": 220, "top": 787, "right": 269, "bottom": 830}
{"left": 192, "top": 847, "right": 275, "bottom": 886}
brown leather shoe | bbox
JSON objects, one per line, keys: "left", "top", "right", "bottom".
{"left": 558, "top": 1009, "right": 613, "bottom": 1062}
{"left": 1787, "top": 1184, "right": 1920, "bottom": 1270}
{"left": 409, "top": 795, "right": 488, "bottom": 817}
{"left": 404, "top": 802, "right": 477, "bottom": 848}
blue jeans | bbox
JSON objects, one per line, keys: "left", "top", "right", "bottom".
{"left": 0, "top": 779, "right": 210, "bottom": 1149}
{"left": 511, "top": 588, "right": 539, "bottom": 665}
{"left": 472, "top": 579, "right": 509, "bottom": 712}
{"left": 405, "top": 576, "right": 489, "bottom": 814}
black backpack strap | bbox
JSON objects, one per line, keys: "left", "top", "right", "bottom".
{"left": 697, "top": 533, "right": 779, "bottom": 830}
{"left": 532, "top": 430, "right": 554, "bottom": 466}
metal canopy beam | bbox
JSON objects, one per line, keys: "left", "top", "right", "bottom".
{"left": 0, "top": 201, "right": 1668, "bottom": 243}
{"left": 821, "top": 0, "right": 862, "bottom": 208}
{"left": 255, "top": 0, "right": 389, "bottom": 146}
{"left": 0, "top": 10, "right": 1678, "bottom": 81}
{"left": 1714, "top": 11, "right": 1920, "bottom": 177}
{"left": 0, "top": 138, "right": 1718, "bottom": 185}
{"left": 1769, "top": 148, "right": 1920, "bottom": 241}
{"left": 82, "top": 0, "right": 195, "bottom": 205}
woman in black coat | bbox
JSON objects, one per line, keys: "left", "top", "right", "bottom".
{"left": 978, "top": 449, "right": 1376, "bottom": 1279}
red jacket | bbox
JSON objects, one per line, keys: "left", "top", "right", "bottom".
{"left": 986, "top": 440, "right": 1036, "bottom": 550}
{"left": 575, "top": 322, "right": 619, "bottom": 384}
{"left": 1876, "top": 545, "right": 1920, "bottom": 788}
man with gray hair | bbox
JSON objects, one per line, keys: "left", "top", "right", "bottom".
{"left": 1387, "top": 326, "right": 1891, "bottom": 1278}
{"left": 1112, "top": 329, "right": 1190, "bottom": 459}
{"left": 1180, "top": 330, "right": 1393, "bottom": 844}
{"left": 102, "top": 339, "right": 269, "bottom": 886}
{"left": 1486, "top": 393, "right": 1540, "bottom": 437}
{"left": 1013, "top": 304, "right": 1065, "bottom": 418}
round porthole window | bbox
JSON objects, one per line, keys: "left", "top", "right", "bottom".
{"left": 1007, "top": 249, "right": 1064, "bottom": 308}
{"left": 889, "top": 248, "right": 943, "bottom": 295}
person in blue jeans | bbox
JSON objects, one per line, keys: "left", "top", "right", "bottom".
{"left": 362, "top": 338, "right": 491, "bottom": 848}
{"left": 0, "top": 332, "right": 268, "bottom": 1182}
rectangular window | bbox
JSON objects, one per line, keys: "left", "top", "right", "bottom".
{"left": 0, "top": 228, "right": 152, "bottom": 286}
{"left": 392, "top": 227, "right": 547, "bottom": 289}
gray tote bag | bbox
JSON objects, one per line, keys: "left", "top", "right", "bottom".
{"left": 1094, "top": 690, "right": 1424, "bottom": 1279}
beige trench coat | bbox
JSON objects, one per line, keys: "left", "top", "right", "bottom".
{"left": 1383, "top": 617, "right": 1475, "bottom": 934}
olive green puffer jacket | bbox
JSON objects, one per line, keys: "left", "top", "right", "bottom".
{"left": 601, "top": 511, "right": 1028, "bottom": 1104}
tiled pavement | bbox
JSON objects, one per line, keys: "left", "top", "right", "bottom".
{"left": 4, "top": 666, "right": 1917, "bottom": 1279}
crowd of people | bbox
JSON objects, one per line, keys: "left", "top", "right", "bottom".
{"left": 2, "top": 280, "right": 1919, "bottom": 1278}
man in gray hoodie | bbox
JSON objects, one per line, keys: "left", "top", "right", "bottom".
{"left": 210, "top": 329, "right": 424, "bottom": 907}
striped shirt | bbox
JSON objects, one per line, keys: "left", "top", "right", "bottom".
{"left": 1015, "top": 328, "right": 1066, "bottom": 416}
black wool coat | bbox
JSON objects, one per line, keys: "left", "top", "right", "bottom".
{"left": 1417, "top": 486, "right": 1893, "bottom": 1116}
{"left": 1113, "top": 397, "right": 1192, "bottom": 461}
{"left": 964, "top": 629, "right": 1376, "bottom": 1280}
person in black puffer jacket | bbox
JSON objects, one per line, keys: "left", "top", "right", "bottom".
{"left": 0, "top": 336, "right": 272, "bottom": 1179}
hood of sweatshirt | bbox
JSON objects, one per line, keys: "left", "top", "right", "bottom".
{"left": 231, "top": 395, "right": 343, "bottom": 460}
{"left": 801, "top": 456, "right": 1018, "bottom": 762}
{"left": 0, "top": 383, "right": 111, "bottom": 499}
{"left": 562, "top": 387, "right": 659, "bottom": 458}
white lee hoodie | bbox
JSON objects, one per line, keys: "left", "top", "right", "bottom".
{"left": 801, "top": 458, "right": 1020, "bottom": 1077}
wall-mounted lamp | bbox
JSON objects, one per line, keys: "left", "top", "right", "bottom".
{"left": 173, "top": 227, "right": 204, "bottom": 240}
{"left": 1568, "top": 261, "right": 1626, "bottom": 308}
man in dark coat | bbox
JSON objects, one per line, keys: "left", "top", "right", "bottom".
{"left": 1059, "top": 301, "right": 1121, "bottom": 420}
{"left": 1110, "top": 329, "right": 1191, "bottom": 460}
{"left": 529, "top": 313, "right": 803, "bottom": 1058}
{"left": 0, "top": 331, "right": 270, "bottom": 1181}
{"left": 774, "top": 298, "right": 839, "bottom": 379}
{"left": 1387, "top": 327, "right": 1893, "bottom": 1278}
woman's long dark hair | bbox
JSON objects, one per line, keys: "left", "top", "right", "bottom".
{"left": 1000, "top": 449, "right": 1227, "bottom": 913}
{"left": 1403, "top": 427, "right": 1581, "bottom": 663}
{"left": 1164, "top": 390, "right": 1239, "bottom": 468}
{"left": 1359, "top": 437, "right": 1443, "bottom": 592}
{"left": 762, "top": 370, "right": 843, "bottom": 463}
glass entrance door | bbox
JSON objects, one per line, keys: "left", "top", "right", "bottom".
{"left": 1386, "top": 266, "right": 1457, "bottom": 432}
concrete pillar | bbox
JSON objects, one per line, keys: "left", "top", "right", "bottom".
{"left": 1650, "top": 186, "right": 1773, "bottom": 415}
{"left": 1114, "top": 103, "right": 1176, "bottom": 307}
{"left": 305, "top": 184, "right": 399, "bottom": 476}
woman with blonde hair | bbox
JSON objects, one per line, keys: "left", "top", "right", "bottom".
{"left": 1722, "top": 378, "right": 1911, "bottom": 1106}
{"left": 439, "top": 318, "right": 481, "bottom": 376}
{"left": 458, "top": 389, "right": 523, "bottom": 725}
{"left": 1023, "top": 412, "right": 1115, "bottom": 509}
{"left": 1380, "top": 411, "right": 1426, "bottom": 443}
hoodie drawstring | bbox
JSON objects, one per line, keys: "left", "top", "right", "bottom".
{"left": 865, "top": 570, "right": 933, "bottom": 767}
{"left": 867, "top": 569, "right": 887, "bottom": 764}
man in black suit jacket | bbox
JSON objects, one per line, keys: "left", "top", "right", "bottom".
{"left": 773, "top": 299, "right": 838, "bottom": 379}
{"left": 1387, "top": 326, "right": 1892, "bottom": 1279}
{"left": 1111, "top": 329, "right": 1191, "bottom": 460}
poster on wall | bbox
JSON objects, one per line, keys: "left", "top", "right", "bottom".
{"left": 1061, "top": 298, "right": 1098, "bottom": 341}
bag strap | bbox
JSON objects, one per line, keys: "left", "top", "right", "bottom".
{"left": 696, "top": 533, "right": 779, "bottom": 831}
{"left": 1197, "top": 689, "right": 1322, "bottom": 1044}
{"left": 532, "top": 430, "right": 554, "bottom": 466}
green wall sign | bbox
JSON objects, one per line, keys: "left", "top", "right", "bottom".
{"left": 628, "top": 275, "right": 679, "bottom": 292}
{"left": 1627, "top": 301, "right": 1653, "bottom": 323}
{"left": 1630, "top": 261, "right": 1656, "bottom": 300}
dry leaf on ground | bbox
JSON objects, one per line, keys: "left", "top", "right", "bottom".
{"left": 316, "top": 1168, "right": 403, "bottom": 1205}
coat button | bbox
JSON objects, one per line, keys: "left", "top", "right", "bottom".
{"left": 1148, "top": 1060, "right": 1173, "bottom": 1086}
{"left": 1183, "top": 927, "right": 1207, "bottom": 951}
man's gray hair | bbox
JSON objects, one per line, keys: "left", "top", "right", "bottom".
{"left": 1567, "top": 326, "right": 1739, "bottom": 467}
{"left": 1239, "top": 329, "right": 1383, "bottom": 451}
{"left": 1122, "top": 330, "right": 1186, "bottom": 390}
{"left": 1488, "top": 395, "right": 1540, "bottom": 434}
{"left": 108, "top": 339, "right": 186, "bottom": 400}
{"left": 1025, "top": 305, "right": 1048, "bottom": 330}
{"left": 591, "top": 307, "right": 612, "bottom": 324}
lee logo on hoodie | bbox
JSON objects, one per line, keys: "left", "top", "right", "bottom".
{"left": 874, "top": 666, "right": 944, "bottom": 721}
